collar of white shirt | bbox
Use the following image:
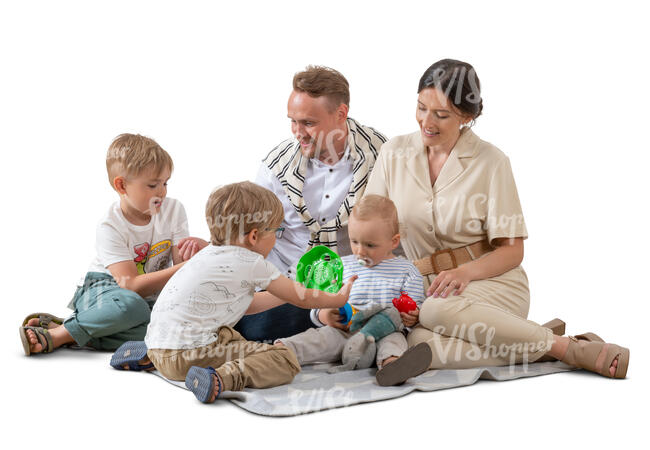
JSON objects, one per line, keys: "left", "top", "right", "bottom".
{"left": 309, "top": 144, "right": 351, "bottom": 168}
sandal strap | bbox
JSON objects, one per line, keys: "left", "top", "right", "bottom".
{"left": 564, "top": 337, "right": 624, "bottom": 378}
{"left": 207, "top": 367, "right": 223, "bottom": 397}
{"left": 22, "top": 313, "right": 64, "bottom": 328}
{"left": 23, "top": 326, "right": 54, "bottom": 353}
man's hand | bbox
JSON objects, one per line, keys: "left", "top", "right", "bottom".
{"left": 400, "top": 307, "right": 420, "bottom": 327}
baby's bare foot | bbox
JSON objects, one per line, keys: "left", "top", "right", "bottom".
{"left": 381, "top": 356, "right": 398, "bottom": 368}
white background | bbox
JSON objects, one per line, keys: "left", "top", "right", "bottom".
{"left": 1, "top": 1, "right": 647, "bottom": 448}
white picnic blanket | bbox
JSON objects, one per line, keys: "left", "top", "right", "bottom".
{"left": 152, "top": 361, "right": 575, "bottom": 416}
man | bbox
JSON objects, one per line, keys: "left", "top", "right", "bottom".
{"left": 234, "top": 65, "right": 387, "bottom": 342}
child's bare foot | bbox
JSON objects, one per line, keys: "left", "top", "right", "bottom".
{"left": 25, "top": 317, "right": 62, "bottom": 329}
{"left": 380, "top": 356, "right": 398, "bottom": 368}
{"left": 23, "top": 325, "right": 75, "bottom": 354}
{"left": 206, "top": 373, "right": 223, "bottom": 403}
{"left": 185, "top": 366, "right": 224, "bottom": 403}
{"left": 121, "top": 356, "right": 154, "bottom": 371}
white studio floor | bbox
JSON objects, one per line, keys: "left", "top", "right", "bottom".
{"left": 5, "top": 343, "right": 642, "bottom": 449}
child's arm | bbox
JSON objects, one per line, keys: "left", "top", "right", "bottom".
{"left": 245, "top": 291, "right": 285, "bottom": 315}
{"left": 172, "top": 246, "right": 183, "bottom": 265}
{"left": 177, "top": 237, "right": 210, "bottom": 262}
{"left": 265, "top": 274, "right": 358, "bottom": 310}
{"left": 108, "top": 260, "right": 186, "bottom": 299}
{"left": 400, "top": 266, "right": 426, "bottom": 327}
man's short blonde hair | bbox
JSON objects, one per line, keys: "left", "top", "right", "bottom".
{"left": 293, "top": 65, "right": 350, "bottom": 111}
{"left": 106, "top": 134, "right": 173, "bottom": 188}
{"left": 351, "top": 194, "right": 399, "bottom": 236}
{"left": 205, "top": 181, "right": 284, "bottom": 246}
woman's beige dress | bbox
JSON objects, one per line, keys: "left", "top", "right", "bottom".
{"left": 365, "top": 128, "right": 554, "bottom": 368}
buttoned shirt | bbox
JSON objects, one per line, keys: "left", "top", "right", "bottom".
{"left": 365, "top": 128, "right": 528, "bottom": 289}
{"left": 255, "top": 145, "right": 353, "bottom": 277}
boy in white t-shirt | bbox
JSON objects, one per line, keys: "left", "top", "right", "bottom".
{"left": 19, "top": 134, "right": 201, "bottom": 356}
{"left": 139, "top": 182, "right": 355, "bottom": 404}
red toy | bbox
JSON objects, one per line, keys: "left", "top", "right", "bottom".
{"left": 392, "top": 291, "right": 417, "bottom": 313}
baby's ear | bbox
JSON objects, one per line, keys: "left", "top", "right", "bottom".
{"left": 391, "top": 233, "right": 401, "bottom": 249}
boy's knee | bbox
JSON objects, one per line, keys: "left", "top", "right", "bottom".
{"left": 109, "top": 289, "right": 151, "bottom": 325}
{"left": 275, "top": 344, "right": 301, "bottom": 376}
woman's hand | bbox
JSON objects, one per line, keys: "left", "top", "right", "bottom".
{"left": 427, "top": 265, "right": 473, "bottom": 298}
{"left": 319, "top": 308, "right": 349, "bottom": 330}
{"left": 400, "top": 307, "right": 420, "bottom": 327}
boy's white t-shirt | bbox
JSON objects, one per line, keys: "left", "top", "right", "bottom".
{"left": 86, "top": 197, "right": 189, "bottom": 303}
{"left": 145, "top": 245, "right": 282, "bottom": 350}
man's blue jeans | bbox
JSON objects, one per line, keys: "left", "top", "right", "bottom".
{"left": 234, "top": 303, "right": 313, "bottom": 343}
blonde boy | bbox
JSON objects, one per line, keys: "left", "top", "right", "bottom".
{"left": 20, "top": 134, "right": 195, "bottom": 356}
{"left": 142, "top": 182, "right": 356, "bottom": 403}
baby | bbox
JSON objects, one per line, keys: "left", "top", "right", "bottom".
{"left": 277, "top": 194, "right": 425, "bottom": 371}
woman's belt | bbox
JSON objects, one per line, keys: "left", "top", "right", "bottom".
{"left": 413, "top": 239, "right": 492, "bottom": 276}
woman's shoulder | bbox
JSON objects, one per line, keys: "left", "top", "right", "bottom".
{"left": 469, "top": 132, "right": 511, "bottom": 167}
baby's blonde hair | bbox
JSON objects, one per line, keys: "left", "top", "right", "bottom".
{"left": 106, "top": 134, "right": 173, "bottom": 188}
{"left": 205, "top": 181, "right": 284, "bottom": 246}
{"left": 351, "top": 194, "right": 399, "bottom": 235}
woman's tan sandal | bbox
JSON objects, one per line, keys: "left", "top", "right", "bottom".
{"left": 560, "top": 336, "right": 629, "bottom": 379}
{"left": 19, "top": 326, "right": 54, "bottom": 356}
{"left": 536, "top": 329, "right": 604, "bottom": 363}
{"left": 541, "top": 318, "right": 565, "bottom": 336}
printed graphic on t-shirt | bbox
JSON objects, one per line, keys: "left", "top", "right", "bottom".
{"left": 188, "top": 281, "right": 238, "bottom": 319}
{"left": 133, "top": 239, "right": 172, "bottom": 274}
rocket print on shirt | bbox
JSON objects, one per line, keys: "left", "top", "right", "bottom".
{"left": 133, "top": 240, "right": 172, "bottom": 274}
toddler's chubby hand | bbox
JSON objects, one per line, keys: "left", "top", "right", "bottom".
{"left": 400, "top": 307, "right": 419, "bottom": 327}
{"left": 319, "top": 308, "right": 350, "bottom": 331}
{"left": 177, "top": 237, "right": 209, "bottom": 261}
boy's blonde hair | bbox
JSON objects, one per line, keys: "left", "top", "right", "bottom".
{"left": 351, "top": 194, "right": 399, "bottom": 235}
{"left": 106, "top": 134, "right": 173, "bottom": 188}
{"left": 205, "top": 181, "right": 284, "bottom": 246}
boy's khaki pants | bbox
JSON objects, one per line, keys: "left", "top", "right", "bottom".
{"left": 148, "top": 326, "right": 300, "bottom": 392}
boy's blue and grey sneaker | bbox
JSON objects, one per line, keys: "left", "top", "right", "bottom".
{"left": 185, "top": 366, "right": 222, "bottom": 403}
{"left": 110, "top": 341, "right": 154, "bottom": 371}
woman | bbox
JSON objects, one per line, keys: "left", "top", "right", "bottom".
{"left": 365, "top": 59, "right": 629, "bottom": 385}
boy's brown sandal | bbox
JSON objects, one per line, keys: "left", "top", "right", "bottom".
{"left": 22, "top": 312, "right": 65, "bottom": 329}
{"left": 19, "top": 326, "right": 54, "bottom": 356}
